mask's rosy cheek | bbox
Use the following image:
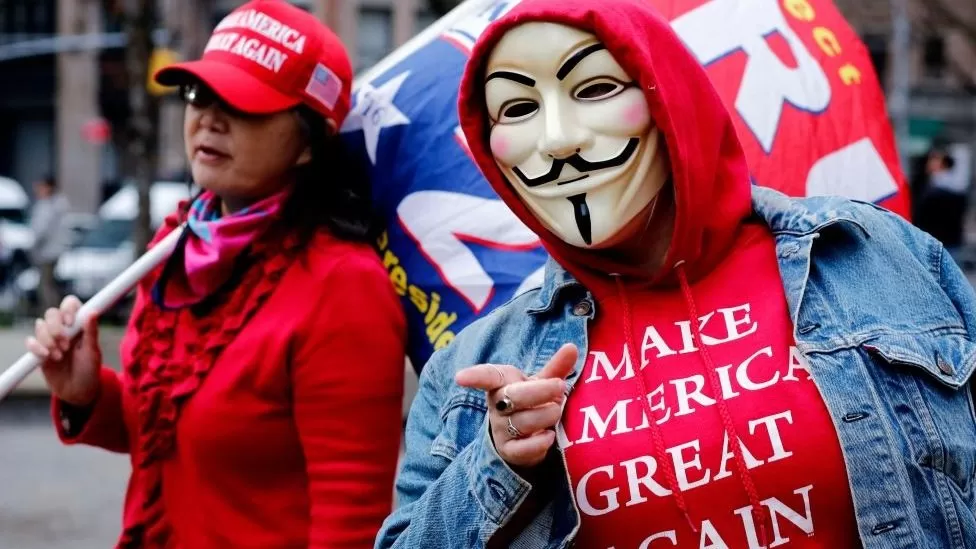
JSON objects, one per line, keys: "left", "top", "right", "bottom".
{"left": 620, "top": 97, "right": 651, "bottom": 132}
{"left": 489, "top": 131, "right": 510, "bottom": 159}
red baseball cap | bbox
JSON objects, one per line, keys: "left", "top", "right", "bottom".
{"left": 154, "top": 0, "right": 352, "bottom": 129}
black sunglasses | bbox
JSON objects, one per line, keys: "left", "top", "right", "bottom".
{"left": 180, "top": 82, "right": 258, "bottom": 119}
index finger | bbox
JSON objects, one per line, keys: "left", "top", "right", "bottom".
{"left": 60, "top": 295, "right": 83, "bottom": 328}
{"left": 455, "top": 363, "right": 526, "bottom": 391}
{"left": 534, "top": 343, "right": 579, "bottom": 380}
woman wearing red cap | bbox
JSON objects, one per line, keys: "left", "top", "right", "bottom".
{"left": 25, "top": 1, "right": 407, "bottom": 548}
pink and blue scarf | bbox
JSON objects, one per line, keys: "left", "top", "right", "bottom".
{"left": 152, "top": 189, "right": 287, "bottom": 309}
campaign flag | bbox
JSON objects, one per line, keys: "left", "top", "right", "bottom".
{"left": 340, "top": 0, "right": 910, "bottom": 371}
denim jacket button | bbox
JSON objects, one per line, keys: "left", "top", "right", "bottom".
{"left": 936, "top": 354, "right": 955, "bottom": 376}
{"left": 486, "top": 478, "right": 506, "bottom": 500}
{"left": 573, "top": 301, "right": 592, "bottom": 316}
{"left": 871, "top": 522, "right": 898, "bottom": 535}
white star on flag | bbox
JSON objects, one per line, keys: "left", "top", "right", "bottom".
{"left": 341, "top": 71, "right": 412, "bottom": 164}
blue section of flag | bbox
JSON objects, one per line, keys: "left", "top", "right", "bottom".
{"left": 341, "top": 32, "right": 549, "bottom": 371}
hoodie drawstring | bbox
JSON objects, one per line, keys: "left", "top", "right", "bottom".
{"left": 674, "top": 262, "right": 769, "bottom": 546}
{"left": 614, "top": 275, "right": 698, "bottom": 535}
{"left": 613, "top": 267, "right": 769, "bottom": 546}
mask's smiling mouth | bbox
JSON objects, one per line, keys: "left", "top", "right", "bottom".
{"left": 512, "top": 137, "right": 640, "bottom": 187}
{"left": 557, "top": 174, "right": 589, "bottom": 185}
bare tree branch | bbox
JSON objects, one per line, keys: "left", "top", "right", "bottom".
{"left": 917, "top": 0, "right": 976, "bottom": 90}
{"left": 923, "top": 0, "right": 976, "bottom": 46}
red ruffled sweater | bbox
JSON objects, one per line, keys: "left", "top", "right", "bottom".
{"left": 52, "top": 215, "right": 407, "bottom": 549}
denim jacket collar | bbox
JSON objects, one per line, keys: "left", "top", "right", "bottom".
{"left": 527, "top": 255, "right": 582, "bottom": 315}
{"left": 750, "top": 186, "right": 872, "bottom": 238}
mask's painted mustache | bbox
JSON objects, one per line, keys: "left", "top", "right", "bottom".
{"left": 513, "top": 137, "right": 640, "bottom": 187}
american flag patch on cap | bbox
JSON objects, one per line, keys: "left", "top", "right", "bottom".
{"left": 305, "top": 63, "right": 342, "bottom": 110}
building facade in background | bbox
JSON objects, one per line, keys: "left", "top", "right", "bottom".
{"left": 0, "top": 0, "right": 436, "bottom": 214}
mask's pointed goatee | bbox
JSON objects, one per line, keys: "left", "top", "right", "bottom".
{"left": 568, "top": 193, "right": 592, "bottom": 245}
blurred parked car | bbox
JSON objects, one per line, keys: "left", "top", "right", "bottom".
{"left": 14, "top": 182, "right": 190, "bottom": 317}
{"left": 56, "top": 181, "right": 191, "bottom": 302}
{"left": 0, "top": 176, "right": 34, "bottom": 288}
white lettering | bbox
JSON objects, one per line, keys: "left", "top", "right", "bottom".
{"left": 642, "top": 326, "right": 677, "bottom": 360}
{"left": 621, "top": 455, "right": 672, "bottom": 502}
{"left": 767, "top": 485, "right": 815, "bottom": 546}
{"left": 284, "top": 31, "right": 306, "bottom": 54}
{"left": 672, "top": 0, "right": 831, "bottom": 152}
{"left": 700, "top": 520, "right": 731, "bottom": 549}
{"left": 566, "top": 348, "right": 807, "bottom": 445}
{"left": 672, "top": 375, "right": 717, "bottom": 417}
{"left": 637, "top": 530, "right": 678, "bottom": 548}
{"left": 713, "top": 430, "right": 765, "bottom": 481}
{"left": 667, "top": 440, "right": 712, "bottom": 491}
{"left": 720, "top": 304, "right": 759, "bottom": 341}
{"left": 646, "top": 383, "right": 672, "bottom": 426}
{"left": 234, "top": 38, "right": 287, "bottom": 73}
{"left": 576, "top": 465, "right": 619, "bottom": 516}
{"left": 577, "top": 400, "right": 634, "bottom": 444}
{"left": 749, "top": 411, "right": 794, "bottom": 462}
{"left": 673, "top": 311, "right": 722, "bottom": 353}
{"left": 204, "top": 32, "right": 239, "bottom": 53}
{"left": 715, "top": 364, "right": 741, "bottom": 399}
{"left": 782, "top": 346, "right": 811, "bottom": 381}
{"left": 211, "top": 9, "right": 307, "bottom": 54}
{"left": 606, "top": 484, "right": 816, "bottom": 549}
{"left": 736, "top": 347, "right": 778, "bottom": 390}
{"left": 733, "top": 505, "right": 767, "bottom": 549}
{"left": 586, "top": 347, "right": 636, "bottom": 383}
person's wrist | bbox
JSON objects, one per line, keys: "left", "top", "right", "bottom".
{"left": 489, "top": 431, "right": 546, "bottom": 484}
{"left": 60, "top": 371, "right": 101, "bottom": 408}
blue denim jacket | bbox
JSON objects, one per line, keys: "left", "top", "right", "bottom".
{"left": 376, "top": 187, "right": 976, "bottom": 549}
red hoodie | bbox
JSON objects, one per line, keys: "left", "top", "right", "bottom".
{"left": 459, "top": 1, "right": 862, "bottom": 547}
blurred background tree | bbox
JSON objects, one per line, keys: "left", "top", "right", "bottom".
{"left": 119, "top": 0, "right": 158, "bottom": 255}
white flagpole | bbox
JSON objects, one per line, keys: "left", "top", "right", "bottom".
{"left": 0, "top": 225, "right": 186, "bottom": 402}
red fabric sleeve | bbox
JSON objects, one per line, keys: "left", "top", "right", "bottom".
{"left": 50, "top": 216, "right": 181, "bottom": 454}
{"left": 52, "top": 366, "right": 129, "bottom": 453}
{"left": 292, "top": 253, "right": 407, "bottom": 549}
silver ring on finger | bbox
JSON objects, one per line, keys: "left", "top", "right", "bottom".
{"left": 506, "top": 416, "right": 524, "bottom": 439}
{"left": 495, "top": 386, "right": 516, "bottom": 414}
{"left": 490, "top": 364, "right": 505, "bottom": 387}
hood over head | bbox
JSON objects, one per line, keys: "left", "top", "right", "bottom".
{"left": 458, "top": 0, "right": 753, "bottom": 287}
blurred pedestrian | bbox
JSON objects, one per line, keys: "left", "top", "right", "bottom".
{"left": 29, "top": 174, "right": 70, "bottom": 313}
{"left": 915, "top": 147, "right": 968, "bottom": 255}
{"left": 25, "top": 1, "right": 407, "bottom": 548}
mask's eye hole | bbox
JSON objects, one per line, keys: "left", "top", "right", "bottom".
{"left": 574, "top": 79, "right": 625, "bottom": 101}
{"left": 499, "top": 100, "right": 539, "bottom": 122}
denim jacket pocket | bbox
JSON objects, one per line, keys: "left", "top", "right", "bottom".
{"left": 431, "top": 387, "right": 488, "bottom": 461}
{"left": 862, "top": 332, "right": 976, "bottom": 503}
{"left": 861, "top": 331, "right": 976, "bottom": 390}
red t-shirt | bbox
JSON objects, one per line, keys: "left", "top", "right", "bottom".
{"left": 559, "top": 225, "right": 862, "bottom": 548}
